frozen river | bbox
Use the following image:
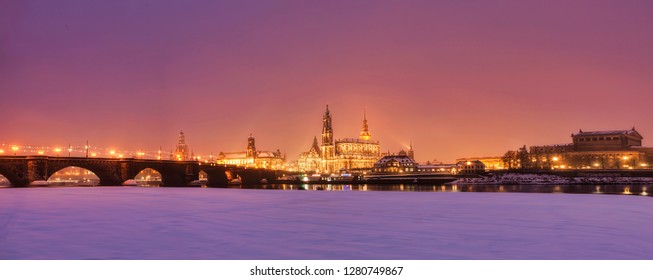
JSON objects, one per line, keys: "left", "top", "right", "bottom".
{"left": 0, "top": 187, "right": 651, "bottom": 259}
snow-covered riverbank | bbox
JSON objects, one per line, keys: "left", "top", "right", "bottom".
{"left": 1, "top": 187, "right": 652, "bottom": 259}
{"left": 453, "top": 173, "right": 653, "bottom": 185}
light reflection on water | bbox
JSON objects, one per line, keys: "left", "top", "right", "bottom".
{"left": 227, "top": 184, "right": 653, "bottom": 196}
{"left": 7, "top": 183, "right": 652, "bottom": 197}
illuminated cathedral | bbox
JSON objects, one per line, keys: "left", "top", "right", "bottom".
{"left": 298, "top": 105, "right": 381, "bottom": 173}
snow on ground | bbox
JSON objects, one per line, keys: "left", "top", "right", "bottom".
{"left": 0, "top": 187, "right": 651, "bottom": 260}
{"left": 454, "top": 173, "right": 653, "bottom": 184}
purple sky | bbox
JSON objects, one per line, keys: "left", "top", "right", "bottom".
{"left": 1, "top": 0, "right": 652, "bottom": 162}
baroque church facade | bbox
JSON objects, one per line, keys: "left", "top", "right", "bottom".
{"left": 298, "top": 105, "right": 381, "bottom": 173}
{"left": 172, "top": 131, "right": 190, "bottom": 161}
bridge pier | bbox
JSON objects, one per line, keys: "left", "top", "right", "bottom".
{"left": 232, "top": 168, "right": 279, "bottom": 185}
{"left": 198, "top": 166, "right": 229, "bottom": 187}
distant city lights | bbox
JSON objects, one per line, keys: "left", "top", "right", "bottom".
{"left": 0, "top": 143, "right": 210, "bottom": 161}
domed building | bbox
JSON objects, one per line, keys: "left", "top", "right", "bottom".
{"left": 172, "top": 131, "right": 190, "bottom": 161}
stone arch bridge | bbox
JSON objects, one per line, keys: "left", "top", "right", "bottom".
{"left": 0, "top": 156, "right": 280, "bottom": 187}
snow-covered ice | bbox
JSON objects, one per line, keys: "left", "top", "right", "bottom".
{"left": 0, "top": 187, "right": 651, "bottom": 259}
{"left": 453, "top": 173, "right": 653, "bottom": 185}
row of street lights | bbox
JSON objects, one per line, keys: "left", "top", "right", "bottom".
{"left": 1, "top": 144, "right": 212, "bottom": 161}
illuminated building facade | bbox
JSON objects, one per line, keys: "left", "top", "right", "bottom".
{"left": 298, "top": 106, "right": 381, "bottom": 173}
{"left": 298, "top": 137, "right": 322, "bottom": 172}
{"left": 518, "top": 128, "right": 653, "bottom": 169}
{"left": 373, "top": 150, "right": 460, "bottom": 174}
{"left": 456, "top": 160, "right": 486, "bottom": 174}
{"left": 455, "top": 156, "right": 505, "bottom": 170}
{"left": 217, "top": 134, "right": 285, "bottom": 169}
{"left": 372, "top": 151, "right": 417, "bottom": 173}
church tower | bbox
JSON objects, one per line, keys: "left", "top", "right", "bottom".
{"left": 359, "top": 109, "right": 371, "bottom": 141}
{"left": 408, "top": 142, "right": 415, "bottom": 161}
{"left": 246, "top": 133, "right": 257, "bottom": 158}
{"left": 174, "top": 131, "right": 189, "bottom": 161}
{"left": 322, "top": 105, "right": 334, "bottom": 146}
{"left": 321, "top": 105, "right": 335, "bottom": 159}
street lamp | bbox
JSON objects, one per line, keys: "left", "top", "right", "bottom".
{"left": 11, "top": 146, "right": 19, "bottom": 155}
{"left": 54, "top": 148, "right": 62, "bottom": 157}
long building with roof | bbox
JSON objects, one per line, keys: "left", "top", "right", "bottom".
{"left": 524, "top": 127, "right": 653, "bottom": 169}
{"left": 298, "top": 105, "right": 381, "bottom": 173}
{"left": 216, "top": 134, "right": 285, "bottom": 169}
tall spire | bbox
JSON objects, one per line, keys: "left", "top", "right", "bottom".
{"left": 320, "top": 105, "right": 335, "bottom": 163}
{"left": 322, "top": 104, "right": 333, "bottom": 146}
{"left": 309, "top": 136, "right": 321, "bottom": 155}
{"left": 177, "top": 131, "right": 187, "bottom": 147}
{"left": 359, "top": 108, "right": 371, "bottom": 141}
{"left": 247, "top": 133, "right": 257, "bottom": 158}
{"left": 408, "top": 141, "right": 415, "bottom": 160}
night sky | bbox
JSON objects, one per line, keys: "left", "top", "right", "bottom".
{"left": 2, "top": 0, "right": 652, "bottom": 163}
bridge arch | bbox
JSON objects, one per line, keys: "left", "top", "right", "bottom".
{"left": 0, "top": 162, "right": 27, "bottom": 187}
{"left": 134, "top": 168, "right": 163, "bottom": 187}
{"left": 0, "top": 174, "right": 11, "bottom": 187}
{"left": 47, "top": 166, "right": 100, "bottom": 186}
{"left": 130, "top": 161, "right": 195, "bottom": 187}
{"left": 46, "top": 160, "right": 124, "bottom": 186}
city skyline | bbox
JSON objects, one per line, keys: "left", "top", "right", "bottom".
{"left": 2, "top": 1, "right": 652, "bottom": 163}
